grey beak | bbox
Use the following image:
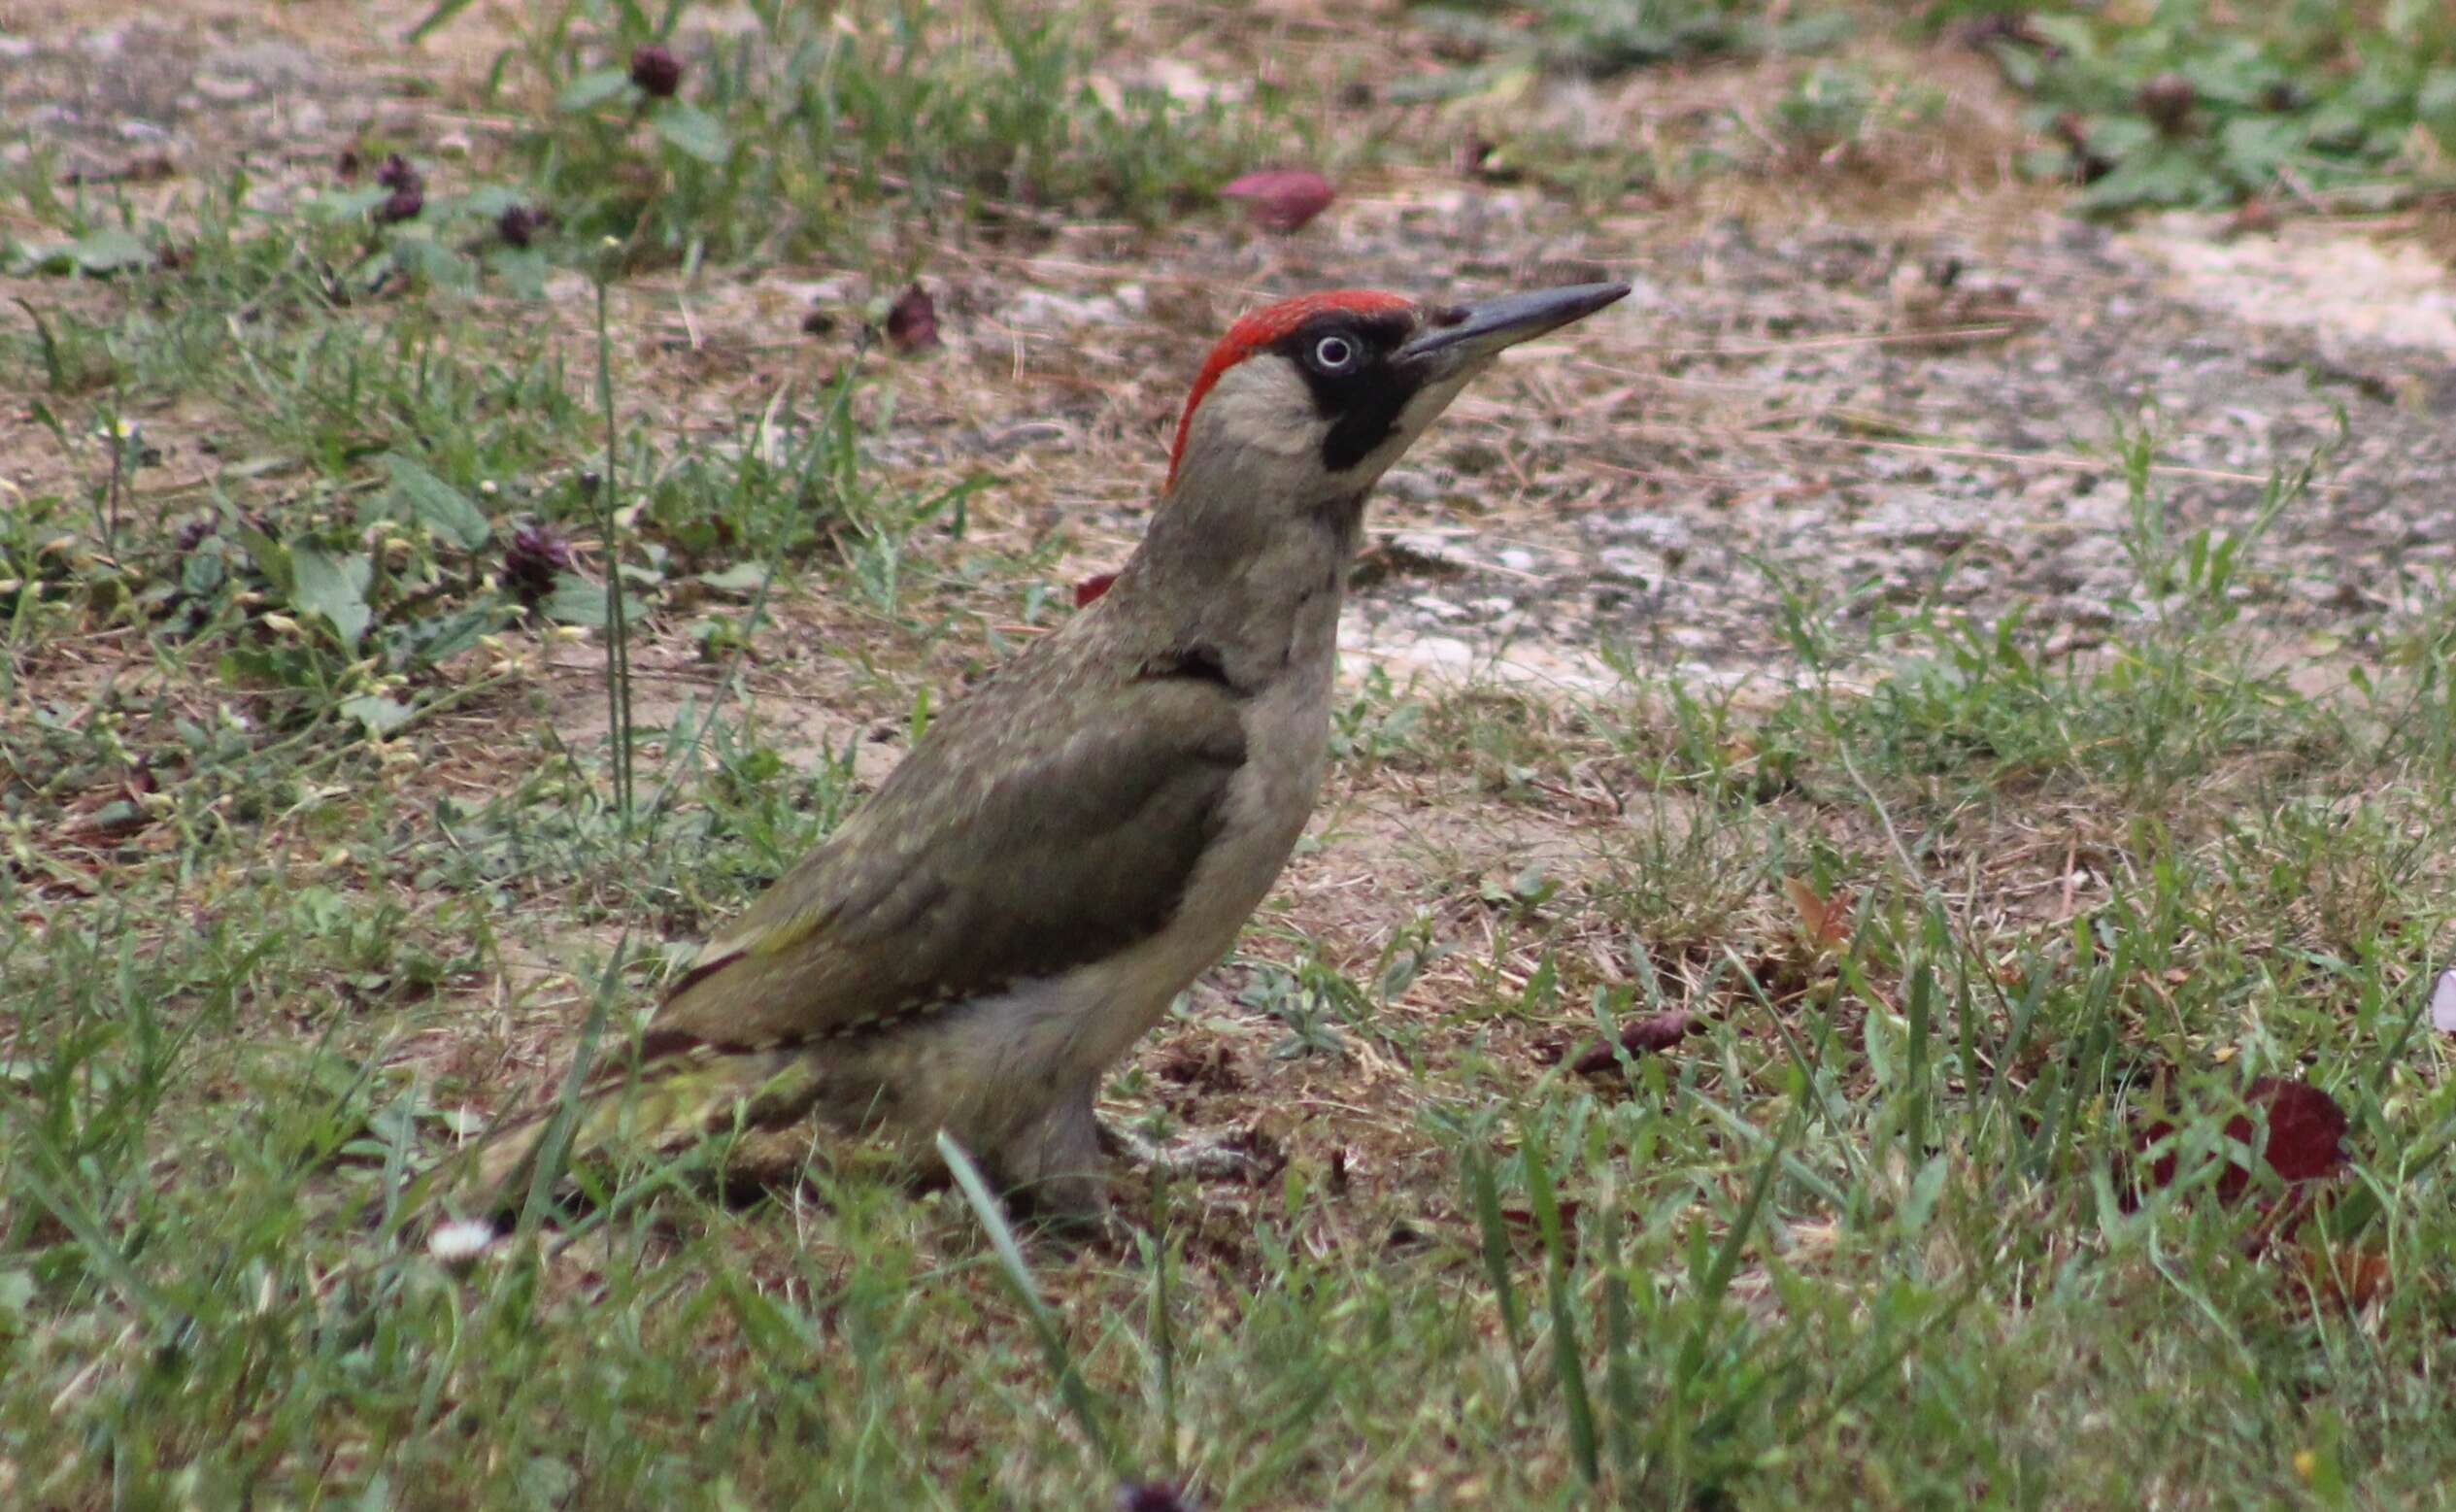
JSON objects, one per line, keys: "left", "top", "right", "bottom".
{"left": 1398, "top": 281, "right": 1631, "bottom": 373}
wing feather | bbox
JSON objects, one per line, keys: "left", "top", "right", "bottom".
{"left": 645, "top": 670, "right": 1246, "bottom": 1057}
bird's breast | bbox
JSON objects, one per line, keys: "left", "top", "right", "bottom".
{"left": 1189, "top": 647, "right": 1338, "bottom": 928}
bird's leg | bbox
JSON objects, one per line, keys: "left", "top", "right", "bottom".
{"left": 995, "top": 1080, "right": 1111, "bottom": 1230}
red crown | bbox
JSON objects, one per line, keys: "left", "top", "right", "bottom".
{"left": 1167, "top": 289, "right": 1413, "bottom": 488}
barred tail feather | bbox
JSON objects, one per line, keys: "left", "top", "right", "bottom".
{"left": 456, "top": 1049, "right": 826, "bottom": 1214}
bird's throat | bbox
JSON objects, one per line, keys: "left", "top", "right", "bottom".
{"left": 1110, "top": 485, "right": 1367, "bottom": 692}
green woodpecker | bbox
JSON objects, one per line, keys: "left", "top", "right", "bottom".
{"left": 466, "top": 281, "right": 1630, "bottom": 1221}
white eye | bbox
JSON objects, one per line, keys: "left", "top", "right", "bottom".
{"left": 1311, "top": 334, "right": 1357, "bottom": 371}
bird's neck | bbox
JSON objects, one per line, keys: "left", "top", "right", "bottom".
{"left": 1101, "top": 472, "right": 1369, "bottom": 691}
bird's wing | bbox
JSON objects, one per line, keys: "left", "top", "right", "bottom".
{"left": 637, "top": 665, "right": 1248, "bottom": 1059}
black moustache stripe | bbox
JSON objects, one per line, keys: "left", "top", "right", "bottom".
{"left": 1268, "top": 309, "right": 1422, "bottom": 473}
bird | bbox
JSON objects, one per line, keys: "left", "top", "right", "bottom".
{"left": 461, "top": 279, "right": 1631, "bottom": 1224}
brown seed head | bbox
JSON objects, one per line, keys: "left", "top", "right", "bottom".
{"left": 630, "top": 43, "right": 683, "bottom": 98}
{"left": 496, "top": 204, "right": 553, "bottom": 248}
{"left": 504, "top": 521, "right": 574, "bottom": 603}
{"left": 2138, "top": 72, "right": 2196, "bottom": 136}
{"left": 376, "top": 152, "right": 421, "bottom": 192}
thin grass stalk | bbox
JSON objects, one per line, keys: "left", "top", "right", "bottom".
{"left": 593, "top": 267, "right": 635, "bottom": 835}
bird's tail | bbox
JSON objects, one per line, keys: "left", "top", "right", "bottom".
{"left": 448, "top": 1046, "right": 825, "bottom": 1217}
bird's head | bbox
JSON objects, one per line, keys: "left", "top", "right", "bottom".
{"left": 1164, "top": 281, "right": 1631, "bottom": 507}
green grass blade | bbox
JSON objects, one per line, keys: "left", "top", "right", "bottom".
{"left": 403, "top": 0, "right": 481, "bottom": 44}
{"left": 1522, "top": 1140, "right": 1599, "bottom": 1485}
{"left": 1676, "top": 1102, "right": 1798, "bottom": 1391}
{"left": 1464, "top": 1146, "right": 1531, "bottom": 1376}
{"left": 937, "top": 1131, "right": 1120, "bottom": 1474}
{"left": 517, "top": 935, "right": 629, "bottom": 1235}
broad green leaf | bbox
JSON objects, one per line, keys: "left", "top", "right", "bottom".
{"left": 557, "top": 67, "right": 632, "bottom": 113}
{"left": 402, "top": 602, "right": 507, "bottom": 665}
{"left": 2219, "top": 116, "right": 2301, "bottom": 183}
{"left": 0, "top": 1268, "right": 33, "bottom": 1324}
{"left": 289, "top": 542, "right": 373, "bottom": 649}
{"left": 384, "top": 454, "right": 491, "bottom": 551}
{"left": 2076, "top": 144, "right": 2215, "bottom": 214}
{"left": 2421, "top": 67, "right": 2456, "bottom": 149}
{"left": 485, "top": 247, "right": 553, "bottom": 299}
{"left": 308, "top": 186, "right": 392, "bottom": 223}
{"left": 654, "top": 103, "right": 732, "bottom": 164}
{"left": 181, "top": 551, "right": 226, "bottom": 598}
{"left": 460, "top": 185, "right": 525, "bottom": 218}
{"left": 543, "top": 571, "right": 610, "bottom": 627}
{"left": 238, "top": 524, "right": 291, "bottom": 595}
{"left": 59, "top": 228, "right": 151, "bottom": 274}
{"left": 387, "top": 236, "right": 477, "bottom": 291}
{"left": 341, "top": 694, "right": 417, "bottom": 737}
{"left": 697, "top": 561, "right": 768, "bottom": 594}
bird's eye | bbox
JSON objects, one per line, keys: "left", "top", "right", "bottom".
{"left": 1310, "top": 334, "right": 1358, "bottom": 372}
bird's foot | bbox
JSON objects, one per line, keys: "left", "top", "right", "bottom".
{"left": 1097, "top": 1119, "right": 1279, "bottom": 1189}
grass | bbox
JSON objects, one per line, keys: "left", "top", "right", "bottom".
{"left": 1406, "top": 0, "right": 2456, "bottom": 218}
{"left": 1969, "top": 0, "right": 2456, "bottom": 216}
{"left": 4, "top": 0, "right": 2456, "bottom": 1505}
{"left": 496, "top": 0, "right": 1298, "bottom": 268}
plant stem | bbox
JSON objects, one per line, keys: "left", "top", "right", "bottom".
{"left": 594, "top": 272, "right": 635, "bottom": 837}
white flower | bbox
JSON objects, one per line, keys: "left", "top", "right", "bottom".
{"left": 427, "top": 1219, "right": 498, "bottom": 1265}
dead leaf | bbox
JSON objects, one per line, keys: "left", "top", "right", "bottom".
{"left": 1498, "top": 1200, "right": 1583, "bottom": 1232}
{"left": 1157, "top": 1042, "right": 1244, "bottom": 1093}
{"left": 2223, "top": 196, "right": 2282, "bottom": 240}
{"left": 2243, "top": 1077, "right": 2350, "bottom": 1185}
{"left": 1073, "top": 571, "right": 1118, "bottom": 608}
{"left": 1570, "top": 1009, "right": 1703, "bottom": 1074}
{"left": 60, "top": 152, "right": 177, "bottom": 186}
{"left": 2292, "top": 1244, "right": 2391, "bottom": 1313}
{"left": 1783, "top": 876, "right": 1852, "bottom": 950}
{"left": 1458, "top": 134, "right": 1523, "bottom": 184}
{"left": 1219, "top": 169, "right": 1335, "bottom": 232}
{"left": 884, "top": 284, "right": 939, "bottom": 353}
{"left": 2136, "top": 1074, "right": 2349, "bottom": 1206}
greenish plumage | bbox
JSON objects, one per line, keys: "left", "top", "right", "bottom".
{"left": 450, "top": 280, "right": 1631, "bottom": 1222}
{"left": 468, "top": 1047, "right": 824, "bottom": 1205}
{"left": 459, "top": 625, "right": 1254, "bottom": 1212}
{"left": 656, "top": 662, "right": 1247, "bottom": 1055}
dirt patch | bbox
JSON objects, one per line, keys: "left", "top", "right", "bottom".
{"left": 923, "top": 193, "right": 2456, "bottom": 696}
{"left": 2124, "top": 215, "right": 2456, "bottom": 357}
{"left": 15, "top": 14, "right": 2449, "bottom": 704}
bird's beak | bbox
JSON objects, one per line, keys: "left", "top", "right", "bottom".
{"left": 1397, "top": 281, "right": 1631, "bottom": 378}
